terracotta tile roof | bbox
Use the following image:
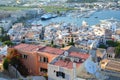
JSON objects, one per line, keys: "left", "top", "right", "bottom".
{"left": 54, "top": 60, "right": 81, "bottom": 69}
{"left": 38, "top": 46, "right": 64, "bottom": 55}
{"left": 14, "top": 44, "right": 42, "bottom": 52}
{"left": 14, "top": 44, "right": 28, "bottom": 49}
{"left": 69, "top": 52, "right": 89, "bottom": 59}
{"left": 14, "top": 44, "right": 64, "bottom": 55}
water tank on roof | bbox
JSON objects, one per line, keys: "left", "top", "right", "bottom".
{"left": 64, "top": 51, "right": 69, "bottom": 56}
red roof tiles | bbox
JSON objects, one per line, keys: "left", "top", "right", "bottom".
{"left": 14, "top": 44, "right": 40, "bottom": 52}
{"left": 54, "top": 52, "right": 89, "bottom": 69}
{"left": 69, "top": 52, "right": 89, "bottom": 59}
{"left": 38, "top": 46, "right": 64, "bottom": 55}
{"left": 14, "top": 44, "right": 64, "bottom": 55}
{"left": 54, "top": 60, "right": 81, "bottom": 69}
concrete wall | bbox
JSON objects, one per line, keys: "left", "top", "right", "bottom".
{"left": 8, "top": 65, "right": 23, "bottom": 78}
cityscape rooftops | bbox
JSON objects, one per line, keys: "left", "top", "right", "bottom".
{"left": 14, "top": 43, "right": 64, "bottom": 55}
{"left": 69, "top": 52, "right": 89, "bottom": 59}
{"left": 107, "top": 47, "right": 115, "bottom": 54}
{"left": 96, "top": 48, "right": 106, "bottom": 58}
{"left": 52, "top": 51, "right": 89, "bottom": 69}
{"left": 14, "top": 43, "right": 41, "bottom": 52}
{"left": 54, "top": 60, "right": 81, "bottom": 69}
{"left": 100, "top": 59, "right": 120, "bottom": 72}
{"left": 38, "top": 46, "right": 64, "bottom": 55}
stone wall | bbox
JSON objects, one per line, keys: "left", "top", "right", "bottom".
{"left": 8, "top": 64, "right": 24, "bottom": 78}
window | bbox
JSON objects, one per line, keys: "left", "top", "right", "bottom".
{"left": 40, "top": 56, "right": 48, "bottom": 63}
{"left": 65, "top": 40, "right": 67, "bottom": 42}
{"left": 22, "top": 54, "right": 28, "bottom": 59}
{"left": 43, "top": 57, "right": 48, "bottom": 63}
{"left": 40, "top": 68, "right": 47, "bottom": 73}
{"left": 56, "top": 71, "right": 65, "bottom": 78}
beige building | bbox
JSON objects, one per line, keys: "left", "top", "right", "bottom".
{"left": 63, "top": 34, "right": 79, "bottom": 45}
{"left": 96, "top": 48, "right": 106, "bottom": 62}
{"left": 100, "top": 59, "right": 120, "bottom": 77}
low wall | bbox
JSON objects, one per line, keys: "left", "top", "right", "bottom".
{"left": 8, "top": 64, "right": 24, "bottom": 78}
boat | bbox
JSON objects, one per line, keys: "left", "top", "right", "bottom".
{"left": 41, "top": 13, "right": 52, "bottom": 20}
{"left": 41, "top": 13, "right": 58, "bottom": 20}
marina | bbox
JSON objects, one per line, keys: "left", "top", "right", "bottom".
{"left": 28, "top": 10, "right": 120, "bottom": 26}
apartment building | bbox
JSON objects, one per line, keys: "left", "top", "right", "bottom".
{"left": 48, "top": 51, "right": 90, "bottom": 80}
{"left": 9, "top": 44, "right": 64, "bottom": 76}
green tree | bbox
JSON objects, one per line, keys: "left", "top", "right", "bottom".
{"left": 51, "top": 40, "right": 54, "bottom": 45}
{"left": 99, "top": 44, "right": 106, "bottom": 49}
{"left": 6, "top": 48, "right": 29, "bottom": 76}
{"left": 7, "top": 48, "right": 18, "bottom": 59}
{"left": 0, "top": 34, "right": 10, "bottom": 42}
{"left": 50, "top": 40, "right": 54, "bottom": 47}
{"left": 3, "top": 58, "right": 10, "bottom": 70}
{"left": 3, "top": 41, "right": 13, "bottom": 46}
{"left": 8, "top": 55, "right": 29, "bottom": 76}
{"left": 62, "top": 44, "right": 65, "bottom": 48}
{"left": 4, "top": 34, "right": 10, "bottom": 41}
{"left": 115, "top": 46, "right": 120, "bottom": 58}
{"left": 68, "top": 37, "right": 74, "bottom": 46}
{"left": 106, "top": 40, "right": 120, "bottom": 47}
{"left": 0, "top": 27, "right": 4, "bottom": 34}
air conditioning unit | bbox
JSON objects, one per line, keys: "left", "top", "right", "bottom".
{"left": 74, "top": 58, "right": 79, "bottom": 62}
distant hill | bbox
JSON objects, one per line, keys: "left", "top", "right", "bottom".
{"left": 67, "top": 0, "right": 119, "bottom": 3}
{"left": 67, "top": 0, "right": 98, "bottom": 3}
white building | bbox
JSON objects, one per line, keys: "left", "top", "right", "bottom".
{"left": 48, "top": 51, "right": 91, "bottom": 80}
{"left": 0, "top": 19, "right": 12, "bottom": 31}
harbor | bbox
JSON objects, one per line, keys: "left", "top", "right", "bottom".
{"left": 28, "top": 10, "right": 120, "bottom": 26}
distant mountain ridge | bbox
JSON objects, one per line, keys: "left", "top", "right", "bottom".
{"left": 67, "top": 0, "right": 119, "bottom": 3}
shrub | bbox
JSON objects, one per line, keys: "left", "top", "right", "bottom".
{"left": 3, "top": 58, "right": 10, "bottom": 70}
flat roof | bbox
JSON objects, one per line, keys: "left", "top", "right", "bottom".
{"left": 105, "top": 60, "right": 120, "bottom": 72}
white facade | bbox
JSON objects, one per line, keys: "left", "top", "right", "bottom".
{"left": 48, "top": 64, "right": 75, "bottom": 80}
{"left": 0, "top": 19, "right": 12, "bottom": 31}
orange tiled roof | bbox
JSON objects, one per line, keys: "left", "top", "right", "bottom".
{"left": 54, "top": 60, "right": 81, "bottom": 69}
{"left": 69, "top": 52, "right": 89, "bottom": 59}
{"left": 14, "top": 44, "right": 64, "bottom": 55}
{"left": 14, "top": 44, "right": 42, "bottom": 52}
{"left": 38, "top": 46, "right": 64, "bottom": 55}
